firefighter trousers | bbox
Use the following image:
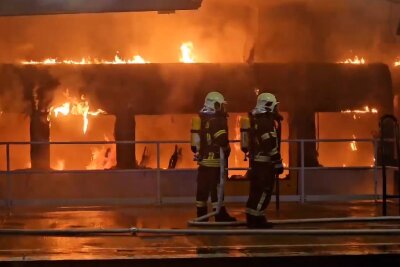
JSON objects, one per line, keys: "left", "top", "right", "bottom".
{"left": 246, "top": 162, "right": 275, "bottom": 217}
{"left": 196, "top": 166, "right": 221, "bottom": 209}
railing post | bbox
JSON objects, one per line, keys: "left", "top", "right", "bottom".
{"left": 156, "top": 142, "right": 161, "bottom": 205}
{"left": 373, "top": 139, "right": 379, "bottom": 201}
{"left": 5, "top": 143, "right": 12, "bottom": 210}
{"left": 6, "top": 143, "right": 10, "bottom": 172}
{"left": 300, "top": 140, "right": 305, "bottom": 204}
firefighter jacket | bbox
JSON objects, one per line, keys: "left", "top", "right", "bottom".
{"left": 249, "top": 112, "right": 280, "bottom": 163}
{"left": 198, "top": 112, "right": 230, "bottom": 168}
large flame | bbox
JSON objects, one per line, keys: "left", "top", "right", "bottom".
{"left": 49, "top": 90, "right": 106, "bottom": 134}
{"left": 338, "top": 56, "right": 366, "bottom": 64}
{"left": 179, "top": 42, "right": 196, "bottom": 63}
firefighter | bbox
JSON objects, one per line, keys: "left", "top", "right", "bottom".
{"left": 191, "top": 91, "right": 236, "bottom": 222}
{"left": 241, "top": 92, "right": 283, "bottom": 228}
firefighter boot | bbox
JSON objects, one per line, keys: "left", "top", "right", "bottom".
{"left": 214, "top": 206, "right": 237, "bottom": 222}
{"left": 246, "top": 213, "right": 273, "bottom": 229}
{"left": 196, "top": 207, "right": 209, "bottom": 222}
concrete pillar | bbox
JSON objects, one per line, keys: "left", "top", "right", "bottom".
{"left": 114, "top": 112, "right": 137, "bottom": 169}
{"left": 30, "top": 110, "right": 50, "bottom": 169}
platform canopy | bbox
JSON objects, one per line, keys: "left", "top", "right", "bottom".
{"left": 0, "top": 0, "right": 203, "bottom": 16}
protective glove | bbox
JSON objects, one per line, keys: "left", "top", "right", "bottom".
{"left": 274, "top": 160, "right": 284, "bottom": 175}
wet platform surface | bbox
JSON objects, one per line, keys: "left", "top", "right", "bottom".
{"left": 1, "top": 202, "right": 400, "bottom": 266}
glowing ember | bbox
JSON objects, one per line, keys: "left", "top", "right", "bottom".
{"left": 338, "top": 56, "right": 366, "bottom": 64}
{"left": 22, "top": 54, "right": 149, "bottom": 65}
{"left": 395, "top": 59, "right": 400, "bottom": 67}
{"left": 179, "top": 42, "right": 196, "bottom": 63}
{"left": 350, "top": 135, "right": 358, "bottom": 152}
{"left": 48, "top": 90, "right": 106, "bottom": 134}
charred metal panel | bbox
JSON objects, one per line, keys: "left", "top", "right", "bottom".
{"left": 0, "top": 0, "right": 203, "bottom": 16}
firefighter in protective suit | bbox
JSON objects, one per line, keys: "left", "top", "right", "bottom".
{"left": 241, "top": 92, "right": 283, "bottom": 228}
{"left": 191, "top": 92, "right": 236, "bottom": 222}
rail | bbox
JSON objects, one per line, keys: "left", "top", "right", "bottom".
{"left": 0, "top": 138, "right": 398, "bottom": 206}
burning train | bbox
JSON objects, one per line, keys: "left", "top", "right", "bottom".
{"left": 0, "top": 0, "right": 400, "bottom": 203}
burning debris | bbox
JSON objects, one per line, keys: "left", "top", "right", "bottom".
{"left": 48, "top": 90, "right": 106, "bottom": 134}
{"left": 85, "top": 135, "right": 116, "bottom": 170}
{"left": 338, "top": 56, "right": 366, "bottom": 64}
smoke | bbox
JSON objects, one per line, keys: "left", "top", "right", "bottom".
{"left": 0, "top": 0, "right": 399, "bottom": 63}
{"left": 0, "top": 66, "right": 27, "bottom": 114}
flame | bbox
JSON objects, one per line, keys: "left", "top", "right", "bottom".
{"left": 179, "top": 42, "right": 196, "bottom": 63}
{"left": 49, "top": 90, "right": 106, "bottom": 134}
{"left": 22, "top": 54, "right": 149, "bottom": 65}
{"left": 350, "top": 134, "right": 358, "bottom": 151}
{"left": 341, "top": 106, "right": 378, "bottom": 115}
{"left": 53, "top": 103, "right": 70, "bottom": 117}
{"left": 394, "top": 59, "right": 400, "bottom": 67}
{"left": 22, "top": 42, "right": 201, "bottom": 65}
{"left": 53, "top": 159, "right": 65, "bottom": 170}
{"left": 338, "top": 56, "right": 366, "bottom": 64}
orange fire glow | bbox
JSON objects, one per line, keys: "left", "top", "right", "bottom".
{"left": 48, "top": 91, "right": 106, "bottom": 134}
{"left": 338, "top": 56, "right": 366, "bottom": 64}
{"left": 394, "top": 59, "right": 400, "bottom": 67}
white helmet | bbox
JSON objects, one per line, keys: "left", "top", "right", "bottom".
{"left": 201, "top": 91, "right": 227, "bottom": 113}
{"left": 254, "top": 93, "right": 279, "bottom": 113}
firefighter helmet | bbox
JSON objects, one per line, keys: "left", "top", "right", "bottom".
{"left": 255, "top": 93, "right": 279, "bottom": 113}
{"left": 203, "top": 91, "right": 226, "bottom": 112}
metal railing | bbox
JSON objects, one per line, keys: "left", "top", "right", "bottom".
{"left": 0, "top": 138, "right": 396, "bottom": 205}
